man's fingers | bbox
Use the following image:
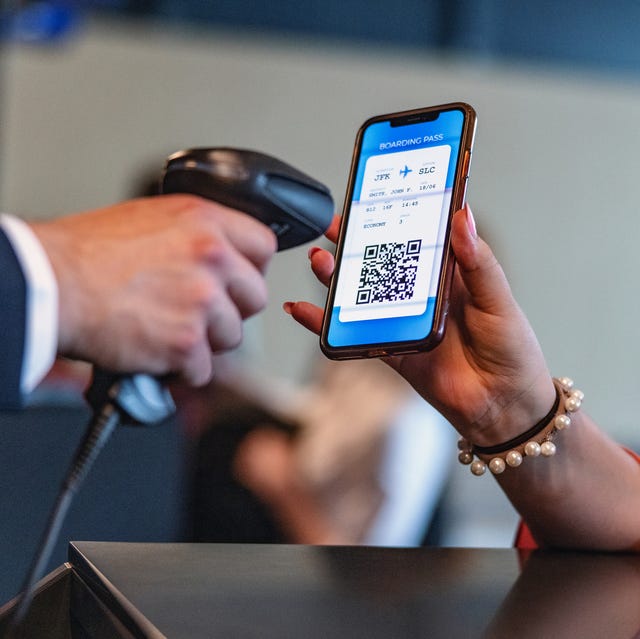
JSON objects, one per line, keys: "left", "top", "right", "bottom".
{"left": 226, "top": 265, "right": 270, "bottom": 319}
{"left": 175, "top": 195, "right": 278, "bottom": 272}
{"left": 180, "top": 340, "right": 215, "bottom": 387}
{"left": 206, "top": 295, "right": 244, "bottom": 351}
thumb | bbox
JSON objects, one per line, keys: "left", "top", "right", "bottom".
{"left": 450, "top": 205, "right": 515, "bottom": 314}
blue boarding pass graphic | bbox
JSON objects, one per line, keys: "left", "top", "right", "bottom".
{"left": 336, "top": 144, "right": 451, "bottom": 323}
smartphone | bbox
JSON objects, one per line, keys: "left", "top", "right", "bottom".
{"left": 320, "top": 102, "right": 476, "bottom": 359}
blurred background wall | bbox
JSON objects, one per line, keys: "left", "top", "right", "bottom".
{"left": 1, "top": 0, "right": 640, "bottom": 588}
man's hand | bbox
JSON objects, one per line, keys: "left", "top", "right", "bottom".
{"left": 31, "top": 194, "right": 277, "bottom": 386}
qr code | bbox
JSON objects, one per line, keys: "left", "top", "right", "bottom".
{"left": 356, "top": 240, "right": 421, "bottom": 305}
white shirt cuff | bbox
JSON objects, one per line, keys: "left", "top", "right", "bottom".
{"left": 0, "top": 214, "right": 59, "bottom": 394}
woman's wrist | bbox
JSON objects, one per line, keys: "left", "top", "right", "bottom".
{"left": 459, "top": 377, "right": 584, "bottom": 476}
{"left": 466, "top": 374, "right": 558, "bottom": 449}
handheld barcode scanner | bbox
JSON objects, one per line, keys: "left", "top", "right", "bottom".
{"left": 86, "top": 148, "right": 335, "bottom": 417}
{"left": 9, "top": 149, "right": 334, "bottom": 632}
{"left": 86, "top": 148, "right": 334, "bottom": 425}
{"left": 86, "top": 148, "right": 334, "bottom": 422}
{"left": 162, "top": 148, "right": 334, "bottom": 251}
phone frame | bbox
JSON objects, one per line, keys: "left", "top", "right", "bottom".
{"left": 320, "top": 102, "right": 477, "bottom": 360}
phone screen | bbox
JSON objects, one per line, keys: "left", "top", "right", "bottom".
{"left": 322, "top": 104, "right": 474, "bottom": 356}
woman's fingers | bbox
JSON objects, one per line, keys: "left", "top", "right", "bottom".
{"left": 284, "top": 225, "right": 337, "bottom": 334}
{"left": 450, "top": 205, "right": 515, "bottom": 315}
{"left": 307, "top": 246, "right": 335, "bottom": 288}
{"left": 283, "top": 300, "right": 324, "bottom": 335}
{"left": 325, "top": 214, "right": 341, "bottom": 243}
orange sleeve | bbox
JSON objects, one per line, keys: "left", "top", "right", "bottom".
{"left": 514, "top": 447, "right": 640, "bottom": 549}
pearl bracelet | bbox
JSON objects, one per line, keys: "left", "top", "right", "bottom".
{"left": 457, "top": 377, "right": 584, "bottom": 476}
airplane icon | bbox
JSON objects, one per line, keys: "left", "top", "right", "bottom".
{"left": 399, "top": 165, "right": 412, "bottom": 178}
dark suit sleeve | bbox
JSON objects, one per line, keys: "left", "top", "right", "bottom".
{"left": 0, "top": 228, "right": 27, "bottom": 408}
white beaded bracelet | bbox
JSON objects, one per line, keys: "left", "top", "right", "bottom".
{"left": 458, "top": 377, "right": 583, "bottom": 476}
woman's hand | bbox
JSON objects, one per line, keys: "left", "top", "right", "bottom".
{"left": 285, "top": 205, "right": 556, "bottom": 446}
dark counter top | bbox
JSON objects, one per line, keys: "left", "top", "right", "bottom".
{"left": 3, "top": 542, "right": 640, "bottom": 638}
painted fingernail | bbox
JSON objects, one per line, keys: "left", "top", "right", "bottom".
{"left": 465, "top": 203, "right": 477, "bottom": 239}
{"left": 308, "top": 246, "right": 321, "bottom": 260}
{"left": 282, "top": 301, "right": 293, "bottom": 315}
